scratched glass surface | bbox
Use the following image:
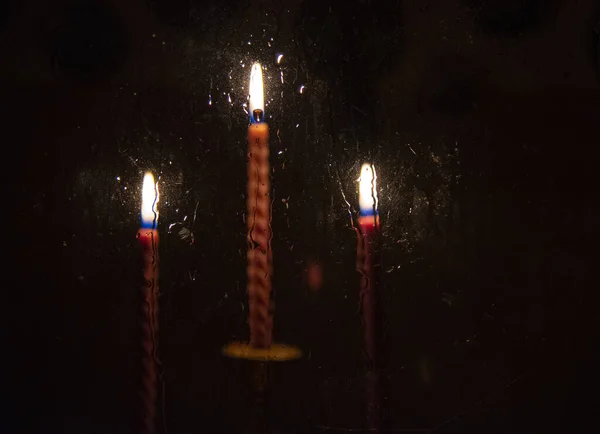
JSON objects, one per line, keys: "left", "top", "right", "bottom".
{"left": 5, "top": 0, "right": 598, "bottom": 433}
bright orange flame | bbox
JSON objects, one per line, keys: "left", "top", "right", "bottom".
{"left": 358, "top": 163, "right": 378, "bottom": 216}
{"left": 141, "top": 172, "right": 159, "bottom": 227}
{"left": 249, "top": 62, "right": 264, "bottom": 115}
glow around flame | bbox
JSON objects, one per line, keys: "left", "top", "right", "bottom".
{"left": 358, "top": 163, "right": 378, "bottom": 217}
{"left": 141, "top": 172, "right": 159, "bottom": 228}
{"left": 249, "top": 62, "right": 264, "bottom": 123}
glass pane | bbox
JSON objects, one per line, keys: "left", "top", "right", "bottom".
{"left": 5, "top": 0, "right": 596, "bottom": 433}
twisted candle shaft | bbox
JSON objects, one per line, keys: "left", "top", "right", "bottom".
{"left": 247, "top": 123, "right": 273, "bottom": 349}
{"left": 139, "top": 230, "right": 159, "bottom": 434}
{"left": 357, "top": 221, "right": 380, "bottom": 432}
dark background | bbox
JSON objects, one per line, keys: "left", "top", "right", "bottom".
{"left": 3, "top": 0, "right": 599, "bottom": 433}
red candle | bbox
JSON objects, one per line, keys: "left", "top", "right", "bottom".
{"left": 222, "top": 63, "right": 300, "bottom": 363}
{"left": 138, "top": 172, "right": 160, "bottom": 434}
{"left": 357, "top": 163, "right": 380, "bottom": 431}
{"left": 247, "top": 62, "right": 273, "bottom": 349}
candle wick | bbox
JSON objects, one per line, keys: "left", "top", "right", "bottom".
{"left": 253, "top": 109, "right": 264, "bottom": 123}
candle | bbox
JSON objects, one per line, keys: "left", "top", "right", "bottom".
{"left": 138, "top": 172, "right": 160, "bottom": 434}
{"left": 222, "top": 63, "right": 300, "bottom": 362}
{"left": 357, "top": 163, "right": 378, "bottom": 360}
{"left": 357, "top": 162, "right": 380, "bottom": 431}
{"left": 247, "top": 62, "right": 273, "bottom": 350}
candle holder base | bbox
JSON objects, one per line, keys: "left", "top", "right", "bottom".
{"left": 222, "top": 342, "right": 302, "bottom": 362}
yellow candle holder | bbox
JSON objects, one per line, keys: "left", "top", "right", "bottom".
{"left": 222, "top": 342, "right": 302, "bottom": 362}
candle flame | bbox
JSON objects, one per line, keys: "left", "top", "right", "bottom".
{"left": 249, "top": 62, "right": 264, "bottom": 123}
{"left": 141, "top": 172, "right": 159, "bottom": 228}
{"left": 358, "top": 163, "right": 378, "bottom": 217}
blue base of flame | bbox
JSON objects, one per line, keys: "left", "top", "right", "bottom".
{"left": 141, "top": 218, "right": 157, "bottom": 230}
{"left": 359, "top": 207, "right": 378, "bottom": 218}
